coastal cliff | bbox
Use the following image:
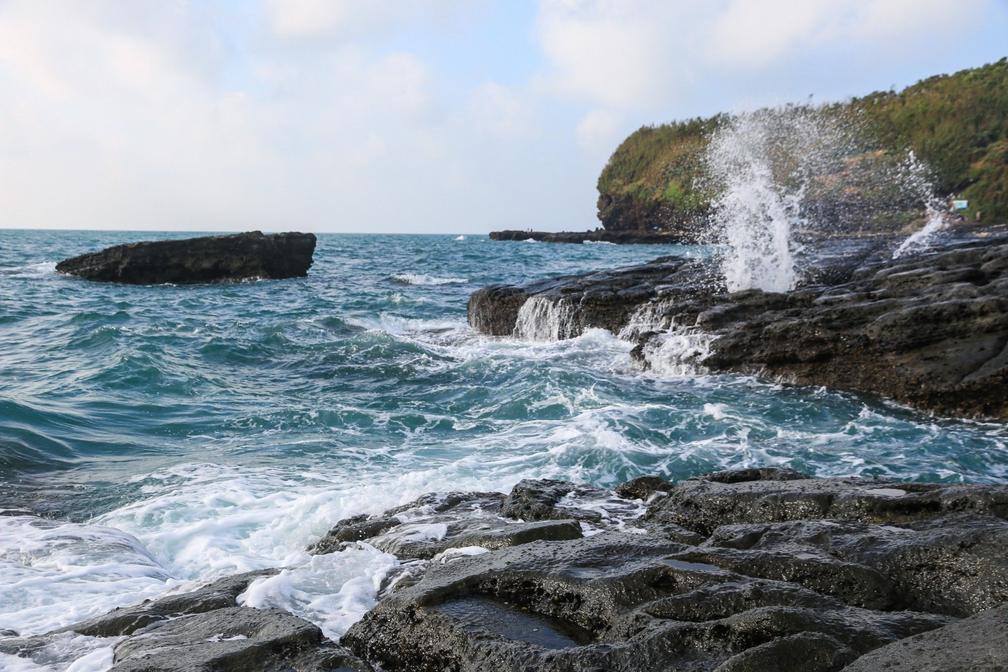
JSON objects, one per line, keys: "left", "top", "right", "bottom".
{"left": 596, "top": 58, "right": 1008, "bottom": 236}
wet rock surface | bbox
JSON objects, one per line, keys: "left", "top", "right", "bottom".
{"left": 468, "top": 234, "right": 1008, "bottom": 419}
{"left": 6, "top": 470, "right": 1006, "bottom": 671}
{"left": 55, "top": 231, "right": 316, "bottom": 284}
{"left": 109, "top": 606, "right": 368, "bottom": 672}
{"left": 0, "top": 571, "right": 371, "bottom": 672}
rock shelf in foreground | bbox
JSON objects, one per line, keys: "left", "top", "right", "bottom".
{"left": 56, "top": 231, "right": 316, "bottom": 284}
{"left": 468, "top": 236, "right": 1008, "bottom": 420}
{"left": 6, "top": 469, "right": 1006, "bottom": 671}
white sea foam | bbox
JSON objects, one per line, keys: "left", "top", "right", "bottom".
{"left": 618, "top": 301, "right": 676, "bottom": 340}
{"left": 454, "top": 235, "right": 466, "bottom": 241}
{"left": 0, "top": 515, "right": 175, "bottom": 637}
{"left": 0, "top": 633, "right": 119, "bottom": 672}
{"left": 513, "top": 296, "right": 579, "bottom": 341}
{"left": 639, "top": 327, "right": 714, "bottom": 377}
{"left": 3, "top": 261, "right": 58, "bottom": 279}
{"left": 893, "top": 204, "right": 948, "bottom": 259}
{"left": 706, "top": 111, "right": 810, "bottom": 293}
{"left": 237, "top": 545, "right": 398, "bottom": 640}
{"left": 390, "top": 273, "right": 467, "bottom": 286}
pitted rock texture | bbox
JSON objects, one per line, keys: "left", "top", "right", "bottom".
{"left": 109, "top": 606, "right": 370, "bottom": 672}
{"left": 340, "top": 470, "right": 1007, "bottom": 672}
{"left": 7, "top": 470, "right": 1006, "bottom": 672}
{"left": 841, "top": 603, "right": 1008, "bottom": 672}
{"left": 55, "top": 231, "right": 316, "bottom": 284}
{"left": 310, "top": 491, "right": 583, "bottom": 560}
{"left": 468, "top": 235, "right": 1008, "bottom": 419}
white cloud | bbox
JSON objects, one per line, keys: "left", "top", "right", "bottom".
{"left": 536, "top": 0, "right": 1001, "bottom": 113}
{"left": 468, "top": 82, "right": 532, "bottom": 136}
{"left": 0, "top": 0, "right": 1004, "bottom": 233}
{"left": 708, "top": 0, "right": 982, "bottom": 68}
{"left": 575, "top": 108, "right": 621, "bottom": 154}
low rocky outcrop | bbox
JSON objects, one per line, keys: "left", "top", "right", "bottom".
{"left": 489, "top": 229, "right": 689, "bottom": 244}
{"left": 0, "top": 571, "right": 371, "bottom": 672}
{"left": 55, "top": 231, "right": 316, "bottom": 284}
{"left": 5, "top": 470, "right": 1006, "bottom": 671}
{"left": 468, "top": 235, "right": 1008, "bottom": 420}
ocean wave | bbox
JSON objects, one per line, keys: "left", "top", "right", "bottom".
{"left": 390, "top": 273, "right": 467, "bottom": 286}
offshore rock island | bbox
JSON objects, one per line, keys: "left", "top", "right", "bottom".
{"left": 55, "top": 231, "right": 317, "bottom": 284}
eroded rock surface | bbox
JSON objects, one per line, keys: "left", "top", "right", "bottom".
{"left": 337, "top": 470, "right": 1008, "bottom": 672}
{"left": 55, "top": 231, "right": 316, "bottom": 284}
{"left": 7, "top": 470, "right": 1006, "bottom": 671}
{"left": 468, "top": 235, "right": 1008, "bottom": 419}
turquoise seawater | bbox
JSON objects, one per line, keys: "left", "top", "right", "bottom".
{"left": 1, "top": 230, "right": 1007, "bottom": 664}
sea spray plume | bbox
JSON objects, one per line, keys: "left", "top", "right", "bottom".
{"left": 704, "top": 108, "right": 851, "bottom": 292}
{"left": 891, "top": 150, "right": 949, "bottom": 258}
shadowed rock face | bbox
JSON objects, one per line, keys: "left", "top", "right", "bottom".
{"left": 55, "top": 231, "right": 316, "bottom": 284}
{"left": 468, "top": 236, "right": 1008, "bottom": 420}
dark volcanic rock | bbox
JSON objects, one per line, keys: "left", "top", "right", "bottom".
{"left": 336, "top": 470, "right": 1008, "bottom": 671}
{"left": 468, "top": 255, "right": 720, "bottom": 337}
{"left": 0, "top": 570, "right": 370, "bottom": 672}
{"left": 341, "top": 531, "right": 948, "bottom": 672}
{"left": 66, "top": 570, "right": 277, "bottom": 637}
{"left": 310, "top": 491, "right": 582, "bottom": 560}
{"left": 109, "top": 607, "right": 369, "bottom": 672}
{"left": 55, "top": 231, "right": 316, "bottom": 284}
{"left": 645, "top": 473, "right": 1008, "bottom": 536}
{"left": 842, "top": 603, "right": 1008, "bottom": 672}
{"left": 6, "top": 469, "right": 1006, "bottom": 672}
{"left": 489, "top": 229, "right": 689, "bottom": 244}
{"left": 468, "top": 235, "right": 1008, "bottom": 419}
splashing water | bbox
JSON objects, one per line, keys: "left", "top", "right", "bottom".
{"left": 891, "top": 151, "right": 949, "bottom": 259}
{"left": 707, "top": 110, "right": 954, "bottom": 285}
{"left": 514, "top": 296, "right": 579, "bottom": 341}
{"left": 706, "top": 111, "right": 818, "bottom": 293}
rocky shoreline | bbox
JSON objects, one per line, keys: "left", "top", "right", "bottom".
{"left": 489, "top": 229, "right": 689, "bottom": 244}
{"left": 3, "top": 469, "right": 1006, "bottom": 671}
{"left": 468, "top": 234, "right": 1008, "bottom": 420}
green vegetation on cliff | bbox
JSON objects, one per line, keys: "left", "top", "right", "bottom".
{"left": 597, "top": 58, "right": 1008, "bottom": 233}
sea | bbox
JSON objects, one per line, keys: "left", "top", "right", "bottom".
{"left": 2, "top": 229, "right": 1007, "bottom": 670}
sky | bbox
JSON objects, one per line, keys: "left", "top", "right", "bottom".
{"left": 0, "top": 0, "right": 1006, "bottom": 234}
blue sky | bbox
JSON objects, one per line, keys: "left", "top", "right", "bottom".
{"left": 0, "top": 0, "right": 1006, "bottom": 233}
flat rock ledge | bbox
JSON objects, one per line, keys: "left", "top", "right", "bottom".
{"left": 7, "top": 469, "right": 1004, "bottom": 671}
{"left": 468, "top": 235, "right": 1008, "bottom": 420}
{"left": 55, "top": 231, "right": 316, "bottom": 284}
{"left": 490, "top": 229, "right": 689, "bottom": 244}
